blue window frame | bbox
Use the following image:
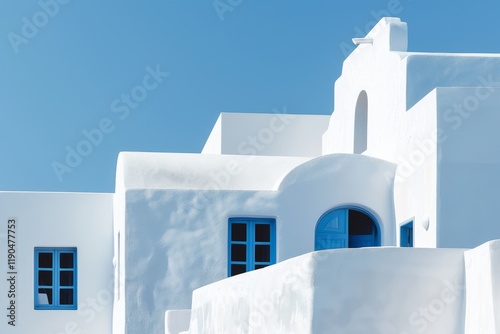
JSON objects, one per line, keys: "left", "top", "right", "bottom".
{"left": 228, "top": 218, "right": 276, "bottom": 277}
{"left": 34, "top": 248, "right": 77, "bottom": 310}
{"left": 400, "top": 221, "right": 414, "bottom": 247}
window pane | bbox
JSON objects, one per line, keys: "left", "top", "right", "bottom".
{"left": 60, "top": 253, "right": 74, "bottom": 268}
{"left": 38, "top": 271, "right": 53, "bottom": 286}
{"left": 231, "top": 264, "right": 246, "bottom": 276}
{"left": 255, "top": 245, "right": 270, "bottom": 262}
{"left": 60, "top": 271, "right": 74, "bottom": 286}
{"left": 38, "top": 253, "right": 53, "bottom": 268}
{"left": 60, "top": 289, "right": 74, "bottom": 305}
{"left": 231, "top": 244, "right": 246, "bottom": 262}
{"left": 255, "top": 264, "right": 268, "bottom": 270}
{"left": 231, "top": 223, "right": 247, "bottom": 241}
{"left": 255, "top": 224, "right": 271, "bottom": 242}
{"left": 38, "top": 288, "right": 53, "bottom": 305}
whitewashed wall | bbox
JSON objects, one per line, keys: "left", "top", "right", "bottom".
{"left": 405, "top": 54, "right": 500, "bottom": 110}
{"left": 437, "top": 88, "right": 500, "bottom": 247}
{"left": 0, "top": 192, "right": 113, "bottom": 334}
{"left": 393, "top": 90, "right": 439, "bottom": 248}
{"left": 277, "top": 154, "right": 396, "bottom": 257}
{"left": 464, "top": 240, "right": 500, "bottom": 333}
{"left": 322, "top": 18, "right": 500, "bottom": 249}
{"left": 113, "top": 162, "right": 127, "bottom": 334}
{"left": 114, "top": 152, "right": 395, "bottom": 334}
{"left": 202, "top": 112, "right": 330, "bottom": 157}
{"left": 187, "top": 247, "right": 466, "bottom": 334}
{"left": 322, "top": 18, "right": 409, "bottom": 158}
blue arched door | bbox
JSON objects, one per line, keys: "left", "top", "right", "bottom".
{"left": 315, "top": 207, "right": 379, "bottom": 250}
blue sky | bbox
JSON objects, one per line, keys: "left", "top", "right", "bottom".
{"left": 0, "top": 0, "right": 498, "bottom": 193}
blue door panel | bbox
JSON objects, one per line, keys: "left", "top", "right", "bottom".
{"left": 320, "top": 209, "right": 347, "bottom": 233}
{"left": 349, "top": 234, "right": 375, "bottom": 248}
{"left": 315, "top": 236, "right": 346, "bottom": 250}
{"left": 315, "top": 209, "right": 348, "bottom": 250}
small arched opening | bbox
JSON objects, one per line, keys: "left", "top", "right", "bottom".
{"left": 353, "top": 91, "right": 368, "bottom": 154}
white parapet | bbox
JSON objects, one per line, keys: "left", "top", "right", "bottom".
{"left": 201, "top": 112, "right": 330, "bottom": 157}
{"left": 186, "top": 247, "right": 466, "bottom": 333}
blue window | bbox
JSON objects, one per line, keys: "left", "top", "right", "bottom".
{"left": 400, "top": 221, "right": 414, "bottom": 247}
{"left": 34, "top": 248, "right": 77, "bottom": 310}
{"left": 228, "top": 218, "right": 276, "bottom": 276}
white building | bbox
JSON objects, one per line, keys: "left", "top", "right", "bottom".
{"left": 2, "top": 17, "right": 500, "bottom": 334}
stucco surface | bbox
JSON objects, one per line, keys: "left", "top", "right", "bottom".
{"left": 186, "top": 248, "right": 466, "bottom": 334}
{"left": 0, "top": 192, "right": 113, "bottom": 334}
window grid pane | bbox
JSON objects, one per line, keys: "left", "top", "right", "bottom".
{"left": 231, "top": 244, "right": 247, "bottom": 262}
{"left": 255, "top": 224, "right": 271, "bottom": 242}
{"left": 254, "top": 264, "right": 269, "bottom": 270}
{"left": 60, "top": 253, "right": 74, "bottom": 268}
{"left": 59, "top": 289, "right": 74, "bottom": 305}
{"left": 231, "top": 264, "right": 247, "bottom": 276}
{"left": 38, "top": 253, "right": 53, "bottom": 268}
{"left": 231, "top": 223, "right": 247, "bottom": 241}
{"left": 254, "top": 245, "right": 271, "bottom": 263}
{"left": 38, "top": 288, "right": 53, "bottom": 305}
{"left": 60, "top": 271, "right": 74, "bottom": 287}
{"left": 38, "top": 271, "right": 53, "bottom": 286}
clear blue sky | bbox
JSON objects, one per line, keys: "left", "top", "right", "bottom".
{"left": 0, "top": 0, "right": 498, "bottom": 192}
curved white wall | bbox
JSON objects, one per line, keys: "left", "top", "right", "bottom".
{"left": 115, "top": 153, "right": 396, "bottom": 333}
{"left": 278, "top": 154, "right": 397, "bottom": 256}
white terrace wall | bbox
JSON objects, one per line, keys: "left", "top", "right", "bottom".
{"left": 187, "top": 247, "right": 466, "bottom": 334}
{"left": 0, "top": 192, "right": 113, "bottom": 334}
{"left": 114, "top": 153, "right": 395, "bottom": 334}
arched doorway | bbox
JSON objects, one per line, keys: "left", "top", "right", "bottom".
{"left": 315, "top": 207, "right": 380, "bottom": 250}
